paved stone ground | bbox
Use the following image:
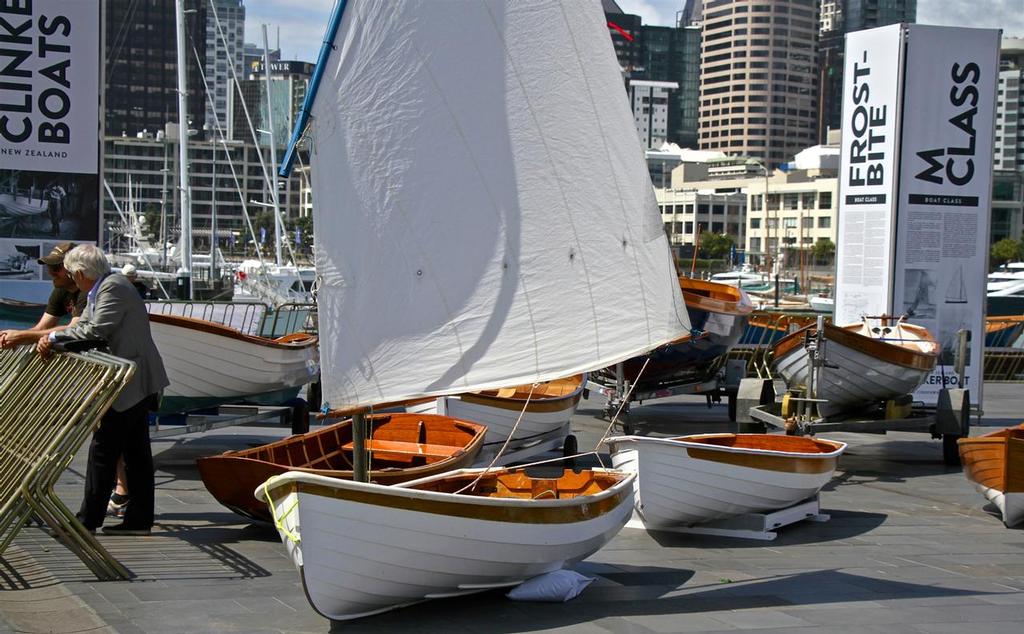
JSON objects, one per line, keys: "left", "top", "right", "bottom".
{"left": 1, "top": 384, "right": 1022, "bottom": 633}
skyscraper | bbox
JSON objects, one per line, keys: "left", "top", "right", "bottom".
{"left": 642, "top": 24, "right": 702, "bottom": 149}
{"left": 105, "top": 0, "right": 208, "bottom": 137}
{"left": 204, "top": 1, "right": 246, "bottom": 134}
{"left": 698, "top": 0, "right": 819, "bottom": 168}
{"left": 818, "top": 0, "right": 916, "bottom": 141}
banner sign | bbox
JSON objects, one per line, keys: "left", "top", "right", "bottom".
{"left": 0, "top": 0, "right": 102, "bottom": 305}
{"left": 892, "top": 25, "right": 999, "bottom": 403}
{"left": 834, "top": 24, "right": 904, "bottom": 324}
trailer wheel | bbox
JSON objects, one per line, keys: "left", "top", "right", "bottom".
{"left": 942, "top": 434, "right": 962, "bottom": 466}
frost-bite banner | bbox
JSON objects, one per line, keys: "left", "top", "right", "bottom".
{"left": 893, "top": 25, "right": 999, "bottom": 405}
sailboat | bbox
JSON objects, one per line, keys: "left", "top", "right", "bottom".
{"left": 257, "top": 0, "right": 691, "bottom": 621}
{"left": 946, "top": 265, "right": 968, "bottom": 304}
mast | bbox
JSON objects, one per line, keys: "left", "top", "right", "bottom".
{"left": 174, "top": 0, "right": 192, "bottom": 298}
{"left": 262, "top": 25, "right": 283, "bottom": 267}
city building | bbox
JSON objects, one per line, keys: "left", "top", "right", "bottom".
{"left": 103, "top": 129, "right": 309, "bottom": 255}
{"left": 698, "top": 0, "right": 820, "bottom": 168}
{"left": 604, "top": 2, "right": 644, "bottom": 77}
{"left": 995, "top": 38, "right": 1024, "bottom": 171}
{"left": 818, "top": 0, "right": 916, "bottom": 142}
{"left": 204, "top": 1, "right": 246, "bottom": 135}
{"left": 630, "top": 80, "right": 678, "bottom": 149}
{"left": 641, "top": 24, "right": 702, "bottom": 149}
{"left": 656, "top": 189, "right": 747, "bottom": 252}
{"left": 105, "top": 0, "right": 208, "bottom": 138}
{"left": 228, "top": 60, "right": 313, "bottom": 145}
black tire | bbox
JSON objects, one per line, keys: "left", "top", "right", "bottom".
{"left": 306, "top": 378, "right": 322, "bottom": 414}
{"left": 942, "top": 434, "right": 962, "bottom": 466}
{"left": 289, "top": 398, "right": 310, "bottom": 435}
{"left": 562, "top": 434, "right": 578, "bottom": 469}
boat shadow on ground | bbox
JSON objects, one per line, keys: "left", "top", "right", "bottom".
{"left": 327, "top": 567, "right": 1001, "bottom": 633}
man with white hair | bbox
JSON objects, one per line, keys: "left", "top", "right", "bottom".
{"left": 38, "top": 244, "right": 169, "bottom": 536}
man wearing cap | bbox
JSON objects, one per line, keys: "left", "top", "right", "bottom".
{"left": 121, "top": 264, "right": 149, "bottom": 299}
{"left": 0, "top": 242, "right": 85, "bottom": 349}
{"left": 37, "top": 244, "right": 168, "bottom": 536}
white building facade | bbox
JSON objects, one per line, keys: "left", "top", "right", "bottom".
{"left": 629, "top": 80, "right": 678, "bottom": 149}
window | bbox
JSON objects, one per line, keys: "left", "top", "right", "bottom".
{"left": 801, "top": 192, "right": 815, "bottom": 209}
{"left": 783, "top": 217, "right": 798, "bottom": 229}
{"left": 802, "top": 216, "right": 814, "bottom": 229}
{"left": 817, "top": 216, "right": 831, "bottom": 229}
{"left": 818, "top": 192, "right": 833, "bottom": 209}
{"left": 750, "top": 217, "right": 761, "bottom": 229}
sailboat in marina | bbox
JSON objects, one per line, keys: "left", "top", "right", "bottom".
{"left": 256, "top": 0, "right": 691, "bottom": 621}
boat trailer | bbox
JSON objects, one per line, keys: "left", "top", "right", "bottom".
{"left": 734, "top": 377, "right": 971, "bottom": 465}
{"left": 587, "top": 358, "right": 747, "bottom": 433}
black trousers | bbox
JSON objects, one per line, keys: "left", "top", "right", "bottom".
{"left": 76, "top": 395, "right": 156, "bottom": 530}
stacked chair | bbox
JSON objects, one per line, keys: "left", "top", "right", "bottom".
{"left": 0, "top": 346, "right": 136, "bottom": 580}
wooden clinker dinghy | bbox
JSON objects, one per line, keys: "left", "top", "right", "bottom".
{"left": 197, "top": 413, "right": 486, "bottom": 522}
{"left": 958, "top": 424, "right": 1024, "bottom": 527}
{"left": 607, "top": 433, "right": 846, "bottom": 528}
{"left": 771, "top": 318, "right": 939, "bottom": 418}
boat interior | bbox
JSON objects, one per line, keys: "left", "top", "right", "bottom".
{"left": 679, "top": 434, "right": 842, "bottom": 454}
{"left": 412, "top": 468, "right": 624, "bottom": 499}
{"left": 845, "top": 319, "right": 939, "bottom": 354}
{"left": 471, "top": 374, "right": 583, "bottom": 400}
{"left": 679, "top": 277, "right": 753, "bottom": 314}
{"left": 234, "top": 414, "right": 482, "bottom": 470}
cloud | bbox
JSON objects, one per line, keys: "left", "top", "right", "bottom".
{"left": 614, "top": 0, "right": 680, "bottom": 27}
{"left": 918, "top": 0, "right": 1024, "bottom": 37}
{"left": 242, "top": 0, "right": 336, "bottom": 62}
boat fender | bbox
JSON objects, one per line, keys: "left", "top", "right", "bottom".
{"left": 507, "top": 570, "right": 595, "bottom": 602}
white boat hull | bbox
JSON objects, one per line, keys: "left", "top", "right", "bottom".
{"left": 407, "top": 388, "right": 581, "bottom": 465}
{"left": 773, "top": 335, "right": 931, "bottom": 417}
{"left": 974, "top": 484, "right": 1024, "bottom": 528}
{"left": 606, "top": 435, "right": 844, "bottom": 528}
{"left": 150, "top": 318, "right": 319, "bottom": 411}
{"left": 259, "top": 469, "right": 634, "bottom": 621}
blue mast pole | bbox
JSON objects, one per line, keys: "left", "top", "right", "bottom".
{"left": 278, "top": 0, "right": 350, "bottom": 178}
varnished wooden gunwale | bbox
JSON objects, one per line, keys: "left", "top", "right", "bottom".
{"left": 678, "top": 277, "right": 754, "bottom": 316}
{"left": 458, "top": 374, "right": 584, "bottom": 412}
{"left": 149, "top": 313, "right": 318, "bottom": 350}
{"left": 772, "top": 322, "right": 939, "bottom": 371}
{"left": 675, "top": 433, "right": 843, "bottom": 474}
{"left": 268, "top": 469, "right": 632, "bottom": 524}
{"left": 197, "top": 413, "right": 486, "bottom": 522}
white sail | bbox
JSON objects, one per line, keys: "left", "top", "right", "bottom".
{"left": 310, "top": 0, "right": 690, "bottom": 409}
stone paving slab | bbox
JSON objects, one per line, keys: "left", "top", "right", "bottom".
{"left": 0, "top": 384, "right": 1022, "bottom": 632}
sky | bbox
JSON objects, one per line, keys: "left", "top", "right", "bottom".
{"left": 245, "top": 0, "right": 1024, "bottom": 64}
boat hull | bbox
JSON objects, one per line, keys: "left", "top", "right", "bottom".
{"left": 197, "top": 414, "right": 486, "bottom": 522}
{"left": 149, "top": 314, "right": 319, "bottom": 413}
{"left": 771, "top": 323, "right": 938, "bottom": 418}
{"left": 407, "top": 375, "right": 584, "bottom": 465}
{"left": 958, "top": 425, "right": 1024, "bottom": 527}
{"left": 259, "top": 468, "right": 635, "bottom": 621}
{"left": 606, "top": 434, "right": 845, "bottom": 528}
{"left": 593, "top": 278, "right": 752, "bottom": 389}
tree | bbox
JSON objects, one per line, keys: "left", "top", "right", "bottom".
{"left": 700, "top": 233, "right": 734, "bottom": 260}
{"left": 811, "top": 238, "right": 835, "bottom": 265}
{"left": 991, "top": 238, "right": 1020, "bottom": 265}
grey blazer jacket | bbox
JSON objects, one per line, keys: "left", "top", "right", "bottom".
{"left": 58, "top": 274, "right": 169, "bottom": 412}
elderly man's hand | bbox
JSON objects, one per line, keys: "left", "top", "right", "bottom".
{"left": 0, "top": 329, "right": 11, "bottom": 349}
{"left": 36, "top": 334, "right": 53, "bottom": 358}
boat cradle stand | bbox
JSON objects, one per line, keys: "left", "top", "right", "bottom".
{"left": 734, "top": 378, "right": 971, "bottom": 466}
{"left": 625, "top": 496, "right": 828, "bottom": 541}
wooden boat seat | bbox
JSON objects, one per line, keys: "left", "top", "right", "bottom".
{"left": 340, "top": 439, "right": 459, "bottom": 460}
{"left": 496, "top": 388, "right": 518, "bottom": 398}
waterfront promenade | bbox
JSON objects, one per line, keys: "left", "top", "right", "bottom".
{"left": 1, "top": 385, "right": 1022, "bottom": 633}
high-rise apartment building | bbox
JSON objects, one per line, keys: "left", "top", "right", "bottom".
{"left": 698, "top": 0, "right": 820, "bottom": 168}
{"left": 642, "top": 24, "right": 702, "bottom": 149}
{"left": 818, "top": 0, "right": 916, "bottom": 141}
{"left": 105, "top": 0, "right": 208, "bottom": 137}
{"left": 229, "top": 61, "right": 314, "bottom": 145}
{"left": 995, "top": 38, "right": 1024, "bottom": 172}
{"left": 204, "top": 1, "right": 246, "bottom": 134}
{"left": 629, "top": 80, "right": 678, "bottom": 149}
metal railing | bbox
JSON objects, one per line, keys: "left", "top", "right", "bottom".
{"left": 0, "top": 347, "right": 136, "bottom": 580}
{"left": 144, "top": 300, "right": 317, "bottom": 338}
